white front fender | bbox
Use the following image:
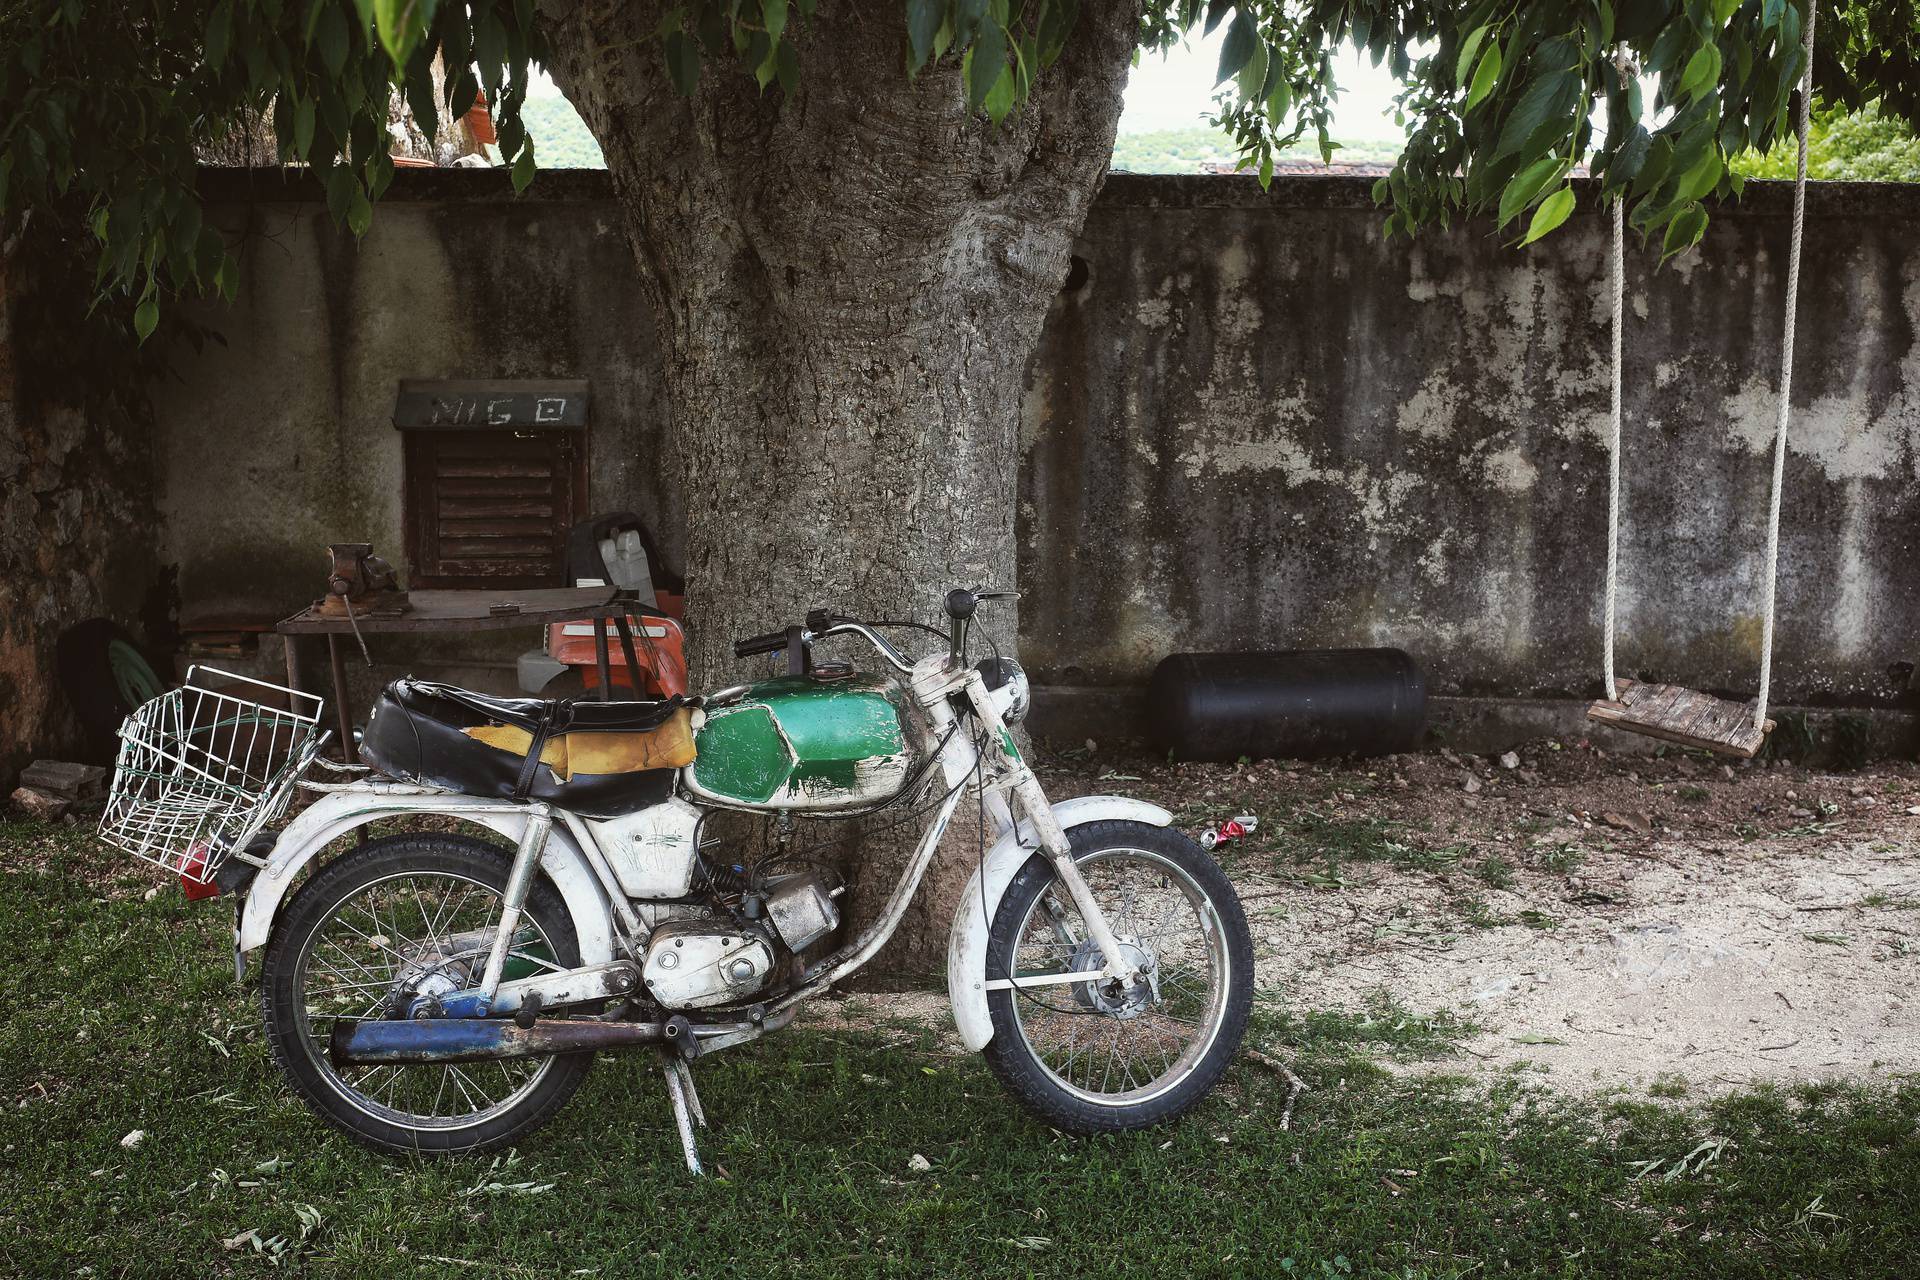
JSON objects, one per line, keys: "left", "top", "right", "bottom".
{"left": 946, "top": 795, "right": 1173, "bottom": 1052}
{"left": 234, "top": 790, "right": 617, "bottom": 973}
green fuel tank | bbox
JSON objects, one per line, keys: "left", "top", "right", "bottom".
{"left": 682, "top": 674, "right": 918, "bottom": 812}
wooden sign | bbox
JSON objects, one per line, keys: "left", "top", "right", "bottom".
{"left": 393, "top": 378, "right": 590, "bottom": 430}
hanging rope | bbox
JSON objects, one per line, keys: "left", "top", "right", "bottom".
{"left": 1754, "top": 3, "right": 1816, "bottom": 730}
{"left": 1601, "top": 47, "right": 1633, "bottom": 702}
{"left": 1603, "top": 138, "right": 1626, "bottom": 702}
{"left": 1601, "top": 15, "right": 1813, "bottom": 731}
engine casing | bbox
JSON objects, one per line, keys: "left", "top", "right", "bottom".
{"left": 641, "top": 919, "right": 775, "bottom": 1009}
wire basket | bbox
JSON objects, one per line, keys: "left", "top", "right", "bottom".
{"left": 98, "top": 667, "right": 329, "bottom": 883}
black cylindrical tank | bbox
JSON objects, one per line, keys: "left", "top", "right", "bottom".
{"left": 1147, "top": 649, "right": 1427, "bottom": 762}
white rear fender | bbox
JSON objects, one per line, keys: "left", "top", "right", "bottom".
{"left": 234, "top": 791, "right": 617, "bottom": 975}
{"left": 946, "top": 796, "right": 1173, "bottom": 1052}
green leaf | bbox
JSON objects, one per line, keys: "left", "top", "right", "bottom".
{"left": 664, "top": 30, "right": 701, "bottom": 95}
{"left": 511, "top": 140, "right": 536, "bottom": 193}
{"left": 775, "top": 38, "right": 799, "bottom": 93}
{"left": 1266, "top": 76, "right": 1292, "bottom": 126}
{"left": 1494, "top": 69, "right": 1578, "bottom": 157}
{"left": 1673, "top": 145, "right": 1723, "bottom": 201}
{"left": 983, "top": 62, "right": 1014, "bottom": 124}
{"left": 1215, "top": 10, "right": 1256, "bottom": 86}
{"left": 325, "top": 164, "right": 355, "bottom": 224}
{"left": 1606, "top": 124, "right": 1651, "bottom": 191}
{"left": 749, "top": 32, "right": 776, "bottom": 91}
{"left": 762, "top": 0, "right": 788, "bottom": 47}
{"left": 966, "top": 20, "right": 1004, "bottom": 105}
{"left": 405, "top": 57, "right": 438, "bottom": 141}
{"left": 475, "top": 11, "right": 507, "bottom": 93}
{"left": 345, "top": 180, "right": 373, "bottom": 236}
{"left": 372, "top": 0, "right": 438, "bottom": 69}
{"left": 1466, "top": 43, "right": 1501, "bottom": 109}
{"left": 1520, "top": 185, "right": 1576, "bottom": 244}
{"left": 293, "top": 96, "right": 316, "bottom": 158}
{"left": 1661, "top": 202, "right": 1708, "bottom": 261}
{"left": 133, "top": 293, "right": 159, "bottom": 342}
{"left": 1679, "top": 42, "right": 1721, "bottom": 102}
{"left": 906, "top": 0, "right": 944, "bottom": 69}
{"left": 1498, "top": 154, "right": 1566, "bottom": 227}
{"left": 1236, "top": 36, "right": 1267, "bottom": 103}
{"left": 317, "top": 2, "right": 349, "bottom": 76}
{"left": 1455, "top": 25, "right": 1489, "bottom": 88}
{"left": 206, "top": 1, "right": 233, "bottom": 67}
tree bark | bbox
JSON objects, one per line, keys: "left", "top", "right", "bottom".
{"left": 540, "top": 3, "right": 1137, "bottom": 972}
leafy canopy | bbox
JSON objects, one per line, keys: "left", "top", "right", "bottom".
{"left": 3, "top": 0, "right": 1916, "bottom": 338}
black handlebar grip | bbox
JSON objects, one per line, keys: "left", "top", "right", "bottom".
{"left": 945, "top": 588, "right": 978, "bottom": 621}
{"left": 732, "top": 630, "right": 789, "bottom": 659}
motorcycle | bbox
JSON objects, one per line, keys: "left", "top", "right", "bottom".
{"left": 97, "top": 588, "right": 1253, "bottom": 1171}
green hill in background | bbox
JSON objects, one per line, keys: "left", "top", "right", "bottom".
{"left": 522, "top": 96, "right": 605, "bottom": 168}
{"left": 1111, "top": 128, "right": 1405, "bottom": 172}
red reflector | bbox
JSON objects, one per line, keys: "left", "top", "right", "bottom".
{"left": 179, "top": 841, "right": 219, "bottom": 900}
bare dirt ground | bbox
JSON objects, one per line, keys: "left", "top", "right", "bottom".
{"left": 801, "top": 737, "right": 1920, "bottom": 1093}
{"left": 1027, "top": 738, "right": 1920, "bottom": 1093}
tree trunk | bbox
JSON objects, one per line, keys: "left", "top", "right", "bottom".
{"left": 541, "top": 3, "right": 1137, "bottom": 972}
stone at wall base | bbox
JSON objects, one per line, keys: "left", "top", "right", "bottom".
{"left": 21, "top": 759, "right": 107, "bottom": 801}
{"left": 10, "top": 786, "right": 71, "bottom": 821}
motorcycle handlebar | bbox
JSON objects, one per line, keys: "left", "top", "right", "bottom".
{"left": 731, "top": 630, "right": 790, "bottom": 659}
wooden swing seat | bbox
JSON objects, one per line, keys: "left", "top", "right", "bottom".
{"left": 1585, "top": 678, "right": 1775, "bottom": 758}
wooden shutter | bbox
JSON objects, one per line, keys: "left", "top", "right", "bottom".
{"left": 403, "top": 428, "right": 586, "bottom": 588}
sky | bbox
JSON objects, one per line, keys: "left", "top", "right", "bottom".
{"left": 1119, "top": 26, "right": 1406, "bottom": 140}
{"left": 528, "top": 23, "right": 1412, "bottom": 143}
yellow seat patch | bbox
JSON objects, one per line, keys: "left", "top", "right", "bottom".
{"left": 463, "top": 707, "right": 697, "bottom": 780}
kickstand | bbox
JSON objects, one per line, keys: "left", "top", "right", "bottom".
{"left": 657, "top": 1048, "right": 708, "bottom": 1175}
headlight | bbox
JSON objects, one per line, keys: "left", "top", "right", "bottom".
{"left": 976, "top": 657, "right": 1030, "bottom": 725}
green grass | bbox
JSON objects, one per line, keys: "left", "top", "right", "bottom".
{"left": 5, "top": 820, "right": 1919, "bottom": 1277}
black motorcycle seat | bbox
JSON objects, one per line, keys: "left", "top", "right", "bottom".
{"left": 359, "top": 678, "right": 685, "bottom": 816}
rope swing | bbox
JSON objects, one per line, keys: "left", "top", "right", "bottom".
{"left": 1585, "top": 9, "right": 1815, "bottom": 758}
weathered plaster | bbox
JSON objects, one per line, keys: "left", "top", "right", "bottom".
{"left": 1020, "top": 176, "right": 1920, "bottom": 709}
{"left": 142, "top": 170, "right": 1920, "bottom": 717}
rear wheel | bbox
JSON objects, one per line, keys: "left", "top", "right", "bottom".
{"left": 981, "top": 821, "right": 1253, "bottom": 1134}
{"left": 261, "top": 833, "right": 592, "bottom": 1155}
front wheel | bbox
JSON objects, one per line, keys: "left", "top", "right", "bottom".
{"left": 981, "top": 820, "right": 1254, "bottom": 1134}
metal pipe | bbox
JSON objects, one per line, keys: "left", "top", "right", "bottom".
{"left": 330, "top": 1016, "right": 667, "bottom": 1065}
{"left": 474, "top": 805, "right": 552, "bottom": 1009}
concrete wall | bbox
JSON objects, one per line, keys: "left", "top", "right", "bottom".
{"left": 1022, "top": 176, "right": 1920, "bottom": 711}
{"left": 153, "top": 170, "right": 678, "bottom": 688}
{"left": 152, "top": 169, "right": 1920, "bottom": 730}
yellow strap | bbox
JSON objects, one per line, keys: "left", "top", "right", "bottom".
{"left": 464, "top": 708, "right": 697, "bottom": 780}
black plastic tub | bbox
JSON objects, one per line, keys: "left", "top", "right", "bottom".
{"left": 1147, "top": 649, "right": 1427, "bottom": 762}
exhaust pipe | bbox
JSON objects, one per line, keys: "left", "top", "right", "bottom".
{"left": 331, "top": 1017, "right": 670, "bottom": 1066}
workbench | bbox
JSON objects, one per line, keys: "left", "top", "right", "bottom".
{"left": 276, "top": 586, "right": 654, "bottom": 767}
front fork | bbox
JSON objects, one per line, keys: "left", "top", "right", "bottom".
{"left": 962, "top": 674, "right": 1137, "bottom": 986}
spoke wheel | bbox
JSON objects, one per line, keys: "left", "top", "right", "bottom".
{"left": 982, "top": 820, "right": 1252, "bottom": 1134}
{"left": 262, "top": 834, "right": 593, "bottom": 1155}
